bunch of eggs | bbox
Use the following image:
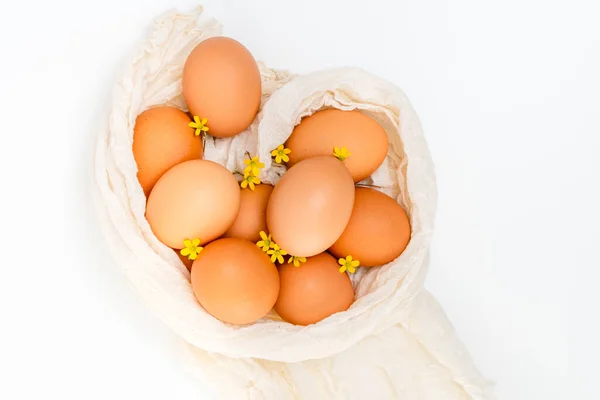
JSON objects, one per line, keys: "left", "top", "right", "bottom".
{"left": 133, "top": 36, "right": 411, "bottom": 327}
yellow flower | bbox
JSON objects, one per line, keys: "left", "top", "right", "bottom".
{"left": 240, "top": 171, "right": 261, "bottom": 190}
{"left": 256, "top": 231, "right": 273, "bottom": 251}
{"left": 271, "top": 144, "right": 292, "bottom": 163}
{"left": 288, "top": 255, "right": 307, "bottom": 267}
{"left": 267, "top": 244, "right": 288, "bottom": 264}
{"left": 243, "top": 156, "right": 264, "bottom": 177}
{"left": 180, "top": 238, "right": 203, "bottom": 261}
{"left": 338, "top": 255, "right": 359, "bottom": 273}
{"left": 333, "top": 147, "right": 351, "bottom": 161}
{"left": 189, "top": 116, "right": 209, "bottom": 136}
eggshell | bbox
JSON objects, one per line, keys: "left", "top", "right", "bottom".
{"left": 191, "top": 238, "right": 279, "bottom": 325}
{"left": 285, "top": 109, "right": 389, "bottom": 182}
{"left": 329, "top": 187, "right": 411, "bottom": 267}
{"left": 182, "top": 37, "right": 261, "bottom": 138}
{"left": 146, "top": 160, "right": 240, "bottom": 249}
{"left": 133, "top": 106, "right": 203, "bottom": 196}
{"left": 275, "top": 252, "right": 354, "bottom": 326}
{"left": 266, "top": 156, "right": 354, "bottom": 257}
{"left": 224, "top": 184, "right": 273, "bottom": 243}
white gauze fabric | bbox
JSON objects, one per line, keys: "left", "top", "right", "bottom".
{"left": 93, "top": 6, "right": 495, "bottom": 400}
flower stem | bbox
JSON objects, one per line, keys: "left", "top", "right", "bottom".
{"left": 355, "top": 183, "right": 382, "bottom": 189}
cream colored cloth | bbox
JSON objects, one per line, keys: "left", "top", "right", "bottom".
{"left": 93, "top": 6, "right": 495, "bottom": 399}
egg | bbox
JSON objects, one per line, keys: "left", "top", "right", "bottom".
{"left": 182, "top": 36, "right": 261, "bottom": 138}
{"left": 329, "top": 187, "right": 411, "bottom": 267}
{"left": 285, "top": 109, "right": 389, "bottom": 182}
{"left": 275, "top": 252, "right": 354, "bottom": 325}
{"left": 191, "top": 238, "right": 279, "bottom": 325}
{"left": 266, "top": 156, "right": 354, "bottom": 257}
{"left": 223, "top": 184, "right": 273, "bottom": 243}
{"left": 146, "top": 160, "right": 240, "bottom": 249}
{"left": 132, "top": 106, "right": 203, "bottom": 196}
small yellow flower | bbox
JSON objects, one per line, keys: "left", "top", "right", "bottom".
{"left": 189, "top": 116, "right": 209, "bottom": 136}
{"left": 288, "top": 255, "right": 307, "bottom": 267}
{"left": 267, "top": 244, "right": 288, "bottom": 264}
{"left": 243, "top": 156, "right": 265, "bottom": 177}
{"left": 271, "top": 144, "right": 292, "bottom": 163}
{"left": 256, "top": 231, "right": 273, "bottom": 251}
{"left": 240, "top": 171, "right": 261, "bottom": 190}
{"left": 180, "top": 238, "right": 203, "bottom": 261}
{"left": 338, "top": 255, "right": 360, "bottom": 273}
{"left": 333, "top": 147, "right": 351, "bottom": 161}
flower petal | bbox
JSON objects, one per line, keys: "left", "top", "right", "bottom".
{"left": 260, "top": 231, "right": 268, "bottom": 241}
{"left": 249, "top": 181, "right": 255, "bottom": 190}
{"left": 240, "top": 180, "right": 248, "bottom": 188}
{"left": 277, "top": 144, "right": 284, "bottom": 150}
{"left": 189, "top": 252, "right": 197, "bottom": 261}
{"left": 277, "top": 254, "right": 284, "bottom": 264}
{"left": 272, "top": 244, "right": 280, "bottom": 251}
{"left": 338, "top": 258, "right": 345, "bottom": 265}
{"left": 346, "top": 255, "right": 353, "bottom": 262}
{"left": 271, "top": 149, "right": 278, "bottom": 157}
{"left": 192, "top": 238, "right": 200, "bottom": 247}
{"left": 270, "top": 254, "right": 277, "bottom": 263}
{"left": 339, "top": 266, "right": 346, "bottom": 273}
{"left": 288, "top": 256, "right": 293, "bottom": 264}
{"left": 194, "top": 115, "right": 200, "bottom": 123}
{"left": 180, "top": 248, "right": 190, "bottom": 256}
{"left": 348, "top": 265, "right": 355, "bottom": 273}
{"left": 280, "top": 248, "right": 288, "bottom": 256}
{"left": 282, "top": 154, "right": 290, "bottom": 163}
{"left": 351, "top": 260, "right": 360, "bottom": 267}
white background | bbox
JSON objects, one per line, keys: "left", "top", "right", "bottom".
{"left": 0, "top": 1, "right": 597, "bottom": 399}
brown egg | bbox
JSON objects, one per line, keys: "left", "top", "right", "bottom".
{"left": 176, "top": 249, "right": 194, "bottom": 271}
{"left": 146, "top": 160, "right": 240, "bottom": 249}
{"left": 182, "top": 37, "right": 261, "bottom": 138}
{"left": 191, "top": 238, "right": 279, "bottom": 325}
{"left": 285, "top": 109, "right": 389, "bottom": 182}
{"left": 133, "top": 106, "right": 203, "bottom": 196}
{"left": 266, "top": 156, "right": 354, "bottom": 257}
{"left": 329, "top": 187, "right": 411, "bottom": 267}
{"left": 275, "top": 252, "right": 354, "bottom": 325}
{"left": 224, "top": 184, "right": 273, "bottom": 243}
